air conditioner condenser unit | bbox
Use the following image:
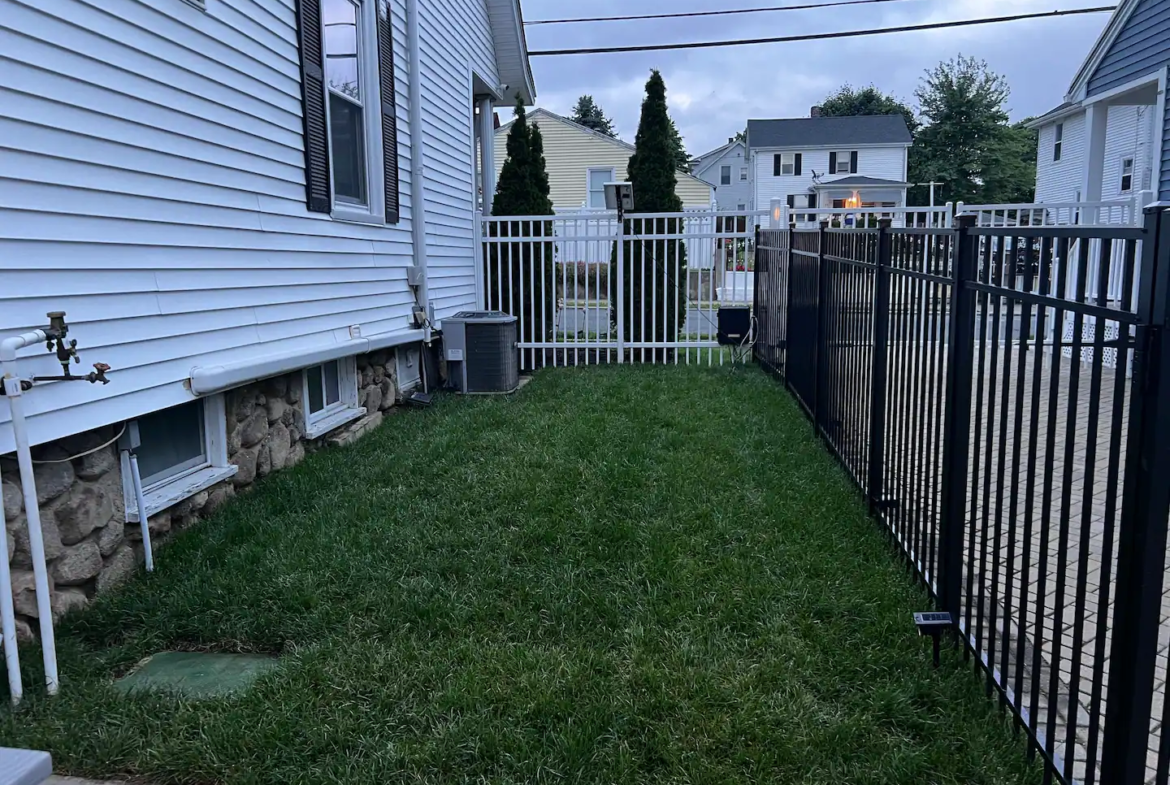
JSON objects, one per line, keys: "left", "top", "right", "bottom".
{"left": 442, "top": 311, "right": 519, "bottom": 394}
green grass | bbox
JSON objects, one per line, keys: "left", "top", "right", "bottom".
{"left": 1, "top": 366, "right": 1038, "bottom": 785}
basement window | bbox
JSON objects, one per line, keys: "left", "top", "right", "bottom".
{"left": 123, "top": 396, "right": 236, "bottom": 522}
{"left": 303, "top": 357, "right": 364, "bottom": 438}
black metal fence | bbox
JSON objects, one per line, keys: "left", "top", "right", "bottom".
{"left": 754, "top": 209, "right": 1170, "bottom": 785}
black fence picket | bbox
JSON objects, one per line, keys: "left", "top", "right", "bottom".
{"left": 754, "top": 207, "right": 1170, "bottom": 785}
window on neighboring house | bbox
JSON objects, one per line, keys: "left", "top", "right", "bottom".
{"left": 587, "top": 167, "right": 615, "bottom": 209}
{"left": 720, "top": 165, "right": 732, "bottom": 186}
{"left": 1054, "top": 123, "right": 1063, "bottom": 162}
{"left": 304, "top": 357, "right": 362, "bottom": 437}
{"left": 832, "top": 199, "right": 846, "bottom": 209}
{"left": 834, "top": 152, "right": 852, "bottom": 174}
{"left": 739, "top": 166, "right": 748, "bottom": 181}
{"left": 774, "top": 152, "right": 800, "bottom": 176}
{"left": 123, "top": 396, "right": 235, "bottom": 522}
{"left": 1120, "top": 157, "right": 1134, "bottom": 192}
{"left": 803, "top": 193, "right": 817, "bottom": 222}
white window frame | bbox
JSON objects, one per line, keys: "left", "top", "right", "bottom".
{"left": 122, "top": 395, "right": 237, "bottom": 523}
{"left": 303, "top": 356, "right": 365, "bottom": 438}
{"left": 834, "top": 151, "right": 852, "bottom": 174}
{"left": 586, "top": 167, "right": 616, "bottom": 209}
{"left": 720, "top": 165, "right": 732, "bottom": 186}
{"left": 1120, "top": 156, "right": 1134, "bottom": 192}
{"left": 739, "top": 166, "right": 748, "bottom": 181}
{"left": 779, "top": 153, "right": 795, "bottom": 176}
{"left": 321, "top": 0, "right": 386, "bottom": 225}
{"left": 1054, "top": 123, "right": 1063, "bottom": 162}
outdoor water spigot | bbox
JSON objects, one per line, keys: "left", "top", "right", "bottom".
{"left": 87, "top": 363, "right": 111, "bottom": 385}
{"left": 55, "top": 338, "right": 80, "bottom": 376}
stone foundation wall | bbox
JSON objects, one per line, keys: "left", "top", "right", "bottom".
{"left": 2, "top": 349, "right": 404, "bottom": 640}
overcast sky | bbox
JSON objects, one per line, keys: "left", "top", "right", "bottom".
{"left": 521, "top": 0, "right": 1112, "bottom": 157}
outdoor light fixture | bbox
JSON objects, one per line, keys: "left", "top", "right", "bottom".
{"left": 913, "top": 611, "right": 954, "bottom": 668}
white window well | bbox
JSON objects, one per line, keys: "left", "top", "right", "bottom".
{"left": 322, "top": 0, "right": 385, "bottom": 223}
{"left": 303, "top": 356, "right": 364, "bottom": 438}
{"left": 122, "top": 395, "right": 236, "bottom": 522}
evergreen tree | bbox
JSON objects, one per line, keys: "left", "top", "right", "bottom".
{"left": 486, "top": 98, "right": 555, "bottom": 354}
{"left": 611, "top": 71, "right": 688, "bottom": 361}
{"left": 668, "top": 118, "right": 691, "bottom": 173}
{"left": 570, "top": 95, "right": 616, "bottom": 137}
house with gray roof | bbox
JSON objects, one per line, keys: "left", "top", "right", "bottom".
{"left": 1027, "top": 0, "right": 1167, "bottom": 215}
{"left": 746, "top": 111, "right": 913, "bottom": 222}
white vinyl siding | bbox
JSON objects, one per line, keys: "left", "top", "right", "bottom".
{"left": 0, "top": 0, "right": 499, "bottom": 453}
{"left": 1033, "top": 105, "right": 1157, "bottom": 204}
{"left": 493, "top": 110, "right": 715, "bottom": 210}
{"left": 753, "top": 146, "right": 907, "bottom": 208}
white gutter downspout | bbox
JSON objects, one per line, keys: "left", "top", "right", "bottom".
{"left": 0, "top": 461, "right": 22, "bottom": 705}
{"left": 406, "top": 0, "right": 430, "bottom": 339}
{"left": 1, "top": 331, "right": 59, "bottom": 697}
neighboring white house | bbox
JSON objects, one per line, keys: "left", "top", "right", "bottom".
{"left": 1028, "top": 0, "right": 1169, "bottom": 211}
{"left": 690, "top": 139, "right": 752, "bottom": 212}
{"left": 746, "top": 113, "right": 913, "bottom": 220}
{"left": 0, "top": 0, "right": 533, "bottom": 623}
{"left": 492, "top": 108, "right": 715, "bottom": 211}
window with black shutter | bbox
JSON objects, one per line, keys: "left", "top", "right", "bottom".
{"left": 295, "top": 0, "right": 398, "bottom": 222}
{"left": 793, "top": 153, "right": 802, "bottom": 176}
{"left": 849, "top": 151, "right": 858, "bottom": 174}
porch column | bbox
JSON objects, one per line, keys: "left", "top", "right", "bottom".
{"left": 477, "top": 97, "right": 496, "bottom": 215}
{"left": 1082, "top": 101, "right": 1109, "bottom": 205}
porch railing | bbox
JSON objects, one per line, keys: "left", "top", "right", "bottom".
{"left": 958, "top": 192, "right": 1154, "bottom": 228}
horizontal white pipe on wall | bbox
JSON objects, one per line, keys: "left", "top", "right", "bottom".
{"left": 1, "top": 330, "right": 59, "bottom": 696}
{"left": 189, "top": 329, "right": 425, "bottom": 395}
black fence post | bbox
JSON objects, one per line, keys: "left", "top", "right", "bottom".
{"left": 753, "top": 223, "right": 763, "bottom": 365}
{"left": 813, "top": 220, "right": 830, "bottom": 437}
{"left": 937, "top": 213, "right": 978, "bottom": 618}
{"left": 867, "top": 219, "right": 892, "bottom": 513}
{"left": 1100, "top": 206, "right": 1170, "bottom": 785}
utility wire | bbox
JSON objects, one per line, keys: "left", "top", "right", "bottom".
{"left": 528, "top": 6, "right": 1116, "bottom": 56}
{"left": 527, "top": 0, "right": 924, "bottom": 26}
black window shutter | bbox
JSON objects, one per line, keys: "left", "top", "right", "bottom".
{"left": 786, "top": 194, "right": 794, "bottom": 208}
{"left": 828, "top": 152, "right": 837, "bottom": 174}
{"left": 377, "top": 3, "right": 400, "bottom": 223}
{"left": 774, "top": 154, "right": 783, "bottom": 176}
{"left": 850, "top": 151, "right": 859, "bottom": 174}
{"left": 794, "top": 153, "right": 802, "bottom": 176}
{"left": 296, "top": 0, "right": 331, "bottom": 213}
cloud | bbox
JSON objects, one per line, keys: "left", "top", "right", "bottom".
{"left": 523, "top": 0, "right": 1111, "bottom": 153}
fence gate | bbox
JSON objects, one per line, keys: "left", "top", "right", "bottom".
{"left": 755, "top": 208, "right": 1170, "bottom": 785}
{"left": 478, "top": 209, "right": 766, "bottom": 369}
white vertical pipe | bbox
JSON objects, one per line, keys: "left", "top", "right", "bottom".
{"left": 616, "top": 216, "right": 625, "bottom": 363}
{"left": 0, "top": 469, "right": 23, "bottom": 705}
{"left": 127, "top": 453, "right": 153, "bottom": 573}
{"left": 1, "top": 376, "right": 57, "bottom": 695}
{"left": 405, "top": 0, "right": 429, "bottom": 339}
{"left": 477, "top": 97, "right": 496, "bottom": 216}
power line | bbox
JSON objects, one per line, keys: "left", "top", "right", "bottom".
{"left": 527, "top": 6, "right": 1116, "bottom": 56}
{"left": 526, "top": 0, "right": 925, "bottom": 26}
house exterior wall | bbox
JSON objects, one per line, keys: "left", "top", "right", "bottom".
{"left": 751, "top": 146, "right": 908, "bottom": 208}
{"left": 2, "top": 349, "right": 406, "bottom": 640}
{"left": 1085, "top": 0, "right": 1170, "bottom": 198}
{"left": 692, "top": 143, "right": 752, "bottom": 211}
{"left": 491, "top": 113, "right": 714, "bottom": 210}
{"left": 0, "top": 0, "right": 499, "bottom": 455}
{"left": 1033, "top": 105, "right": 1156, "bottom": 203}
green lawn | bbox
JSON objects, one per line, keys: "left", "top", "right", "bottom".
{"left": 1, "top": 366, "right": 1038, "bottom": 784}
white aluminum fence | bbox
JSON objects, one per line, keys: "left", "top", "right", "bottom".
{"left": 477, "top": 209, "right": 764, "bottom": 369}
{"left": 781, "top": 204, "right": 952, "bottom": 230}
{"left": 959, "top": 192, "right": 1152, "bottom": 228}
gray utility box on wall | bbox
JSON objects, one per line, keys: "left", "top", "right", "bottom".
{"left": 443, "top": 311, "right": 519, "bottom": 394}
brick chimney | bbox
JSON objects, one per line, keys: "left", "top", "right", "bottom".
{"left": 810, "top": 106, "right": 823, "bottom": 118}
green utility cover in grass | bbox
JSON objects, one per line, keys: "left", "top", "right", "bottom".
{"left": 114, "top": 652, "right": 279, "bottom": 698}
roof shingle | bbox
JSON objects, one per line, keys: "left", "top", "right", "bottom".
{"left": 747, "top": 115, "right": 912, "bottom": 150}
